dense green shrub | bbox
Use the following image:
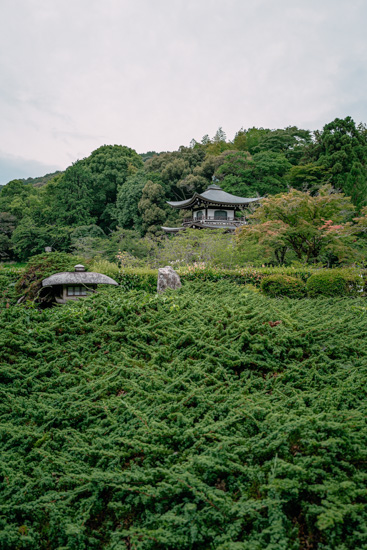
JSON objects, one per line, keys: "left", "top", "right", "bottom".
{"left": 306, "top": 269, "right": 364, "bottom": 297}
{"left": 0, "top": 269, "right": 23, "bottom": 292}
{"left": 260, "top": 273, "right": 307, "bottom": 298}
{"left": 89, "top": 258, "right": 120, "bottom": 280}
{"left": 178, "top": 265, "right": 317, "bottom": 286}
{"left": 1, "top": 282, "right": 367, "bottom": 548}
{"left": 0, "top": 265, "right": 25, "bottom": 306}
{"left": 88, "top": 263, "right": 367, "bottom": 296}
{"left": 90, "top": 261, "right": 157, "bottom": 292}
{"left": 118, "top": 267, "right": 157, "bottom": 292}
{"left": 15, "top": 252, "right": 87, "bottom": 303}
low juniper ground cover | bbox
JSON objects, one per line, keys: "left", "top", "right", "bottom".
{"left": 1, "top": 281, "right": 367, "bottom": 549}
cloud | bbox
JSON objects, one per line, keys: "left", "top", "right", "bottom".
{"left": 0, "top": 0, "right": 366, "bottom": 182}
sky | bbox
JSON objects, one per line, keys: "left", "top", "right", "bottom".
{"left": 1, "top": 0, "right": 367, "bottom": 184}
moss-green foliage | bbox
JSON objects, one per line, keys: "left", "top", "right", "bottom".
{"left": 15, "top": 252, "right": 87, "bottom": 303}
{"left": 91, "top": 263, "right": 367, "bottom": 296}
{"left": 0, "top": 265, "right": 24, "bottom": 306}
{"left": 178, "top": 266, "right": 317, "bottom": 286}
{"left": 1, "top": 281, "right": 367, "bottom": 548}
{"left": 261, "top": 274, "right": 307, "bottom": 298}
{"left": 118, "top": 268, "right": 157, "bottom": 293}
{"left": 89, "top": 259, "right": 120, "bottom": 280}
{"left": 306, "top": 270, "right": 364, "bottom": 298}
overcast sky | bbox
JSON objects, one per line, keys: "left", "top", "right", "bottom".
{"left": 1, "top": 0, "right": 366, "bottom": 184}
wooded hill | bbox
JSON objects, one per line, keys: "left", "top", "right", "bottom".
{"left": 1, "top": 116, "right": 367, "bottom": 262}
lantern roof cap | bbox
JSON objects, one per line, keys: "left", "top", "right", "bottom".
{"left": 42, "top": 270, "right": 118, "bottom": 288}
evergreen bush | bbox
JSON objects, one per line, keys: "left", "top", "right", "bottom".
{"left": 260, "top": 273, "right": 307, "bottom": 298}
{"left": 87, "top": 264, "right": 367, "bottom": 295}
{"left": 306, "top": 270, "right": 364, "bottom": 297}
{"left": 0, "top": 266, "right": 24, "bottom": 306}
{"left": 1, "top": 281, "right": 367, "bottom": 548}
{"left": 118, "top": 267, "right": 157, "bottom": 292}
{"left": 89, "top": 258, "right": 120, "bottom": 280}
{"left": 15, "top": 252, "right": 87, "bottom": 303}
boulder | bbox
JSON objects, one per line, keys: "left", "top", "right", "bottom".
{"left": 157, "top": 266, "right": 182, "bottom": 293}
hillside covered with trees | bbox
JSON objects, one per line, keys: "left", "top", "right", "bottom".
{"left": 1, "top": 116, "right": 367, "bottom": 265}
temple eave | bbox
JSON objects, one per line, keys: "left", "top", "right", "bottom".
{"left": 161, "top": 226, "right": 186, "bottom": 233}
{"left": 167, "top": 199, "right": 257, "bottom": 209}
{"left": 164, "top": 184, "right": 260, "bottom": 234}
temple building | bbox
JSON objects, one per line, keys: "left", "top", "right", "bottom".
{"left": 162, "top": 183, "right": 260, "bottom": 233}
{"left": 42, "top": 264, "right": 118, "bottom": 304}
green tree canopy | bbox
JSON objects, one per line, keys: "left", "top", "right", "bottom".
{"left": 115, "top": 170, "right": 148, "bottom": 232}
{"left": 82, "top": 144, "right": 143, "bottom": 230}
{"left": 0, "top": 212, "right": 17, "bottom": 259}
{"left": 287, "top": 163, "right": 331, "bottom": 192}
{"left": 0, "top": 179, "right": 38, "bottom": 220}
{"left": 307, "top": 117, "right": 367, "bottom": 207}
{"left": 251, "top": 126, "right": 312, "bottom": 163}
{"left": 48, "top": 162, "right": 95, "bottom": 227}
{"left": 138, "top": 180, "right": 172, "bottom": 235}
{"left": 237, "top": 186, "right": 357, "bottom": 265}
{"left": 11, "top": 218, "right": 72, "bottom": 261}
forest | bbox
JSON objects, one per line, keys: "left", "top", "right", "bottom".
{"left": 1, "top": 115, "right": 367, "bottom": 268}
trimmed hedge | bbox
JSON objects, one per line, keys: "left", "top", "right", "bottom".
{"left": 119, "top": 268, "right": 157, "bottom": 293}
{"left": 179, "top": 265, "right": 316, "bottom": 286}
{"left": 306, "top": 270, "right": 364, "bottom": 298}
{"left": 116, "top": 267, "right": 367, "bottom": 297}
{"left": 6, "top": 261, "right": 366, "bottom": 301}
{"left": 115, "top": 266, "right": 319, "bottom": 293}
{"left": 260, "top": 274, "right": 306, "bottom": 298}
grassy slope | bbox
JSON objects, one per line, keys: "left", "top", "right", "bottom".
{"left": 1, "top": 281, "right": 367, "bottom": 550}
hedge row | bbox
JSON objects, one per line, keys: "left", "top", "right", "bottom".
{"left": 117, "top": 267, "right": 367, "bottom": 298}
{"left": 260, "top": 270, "right": 365, "bottom": 298}
{"left": 307, "top": 270, "right": 365, "bottom": 297}
{"left": 116, "top": 266, "right": 319, "bottom": 293}
{"left": 2, "top": 263, "right": 366, "bottom": 302}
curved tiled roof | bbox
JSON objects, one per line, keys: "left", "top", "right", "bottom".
{"left": 42, "top": 272, "right": 118, "bottom": 288}
{"left": 167, "top": 184, "right": 261, "bottom": 209}
{"left": 161, "top": 226, "right": 185, "bottom": 233}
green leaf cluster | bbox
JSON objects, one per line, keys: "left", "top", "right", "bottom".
{"left": 15, "top": 252, "right": 87, "bottom": 303}
{"left": 306, "top": 270, "right": 365, "bottom": 298}
{"left": 260, "top": 275, "right": 307, "bottom": 298}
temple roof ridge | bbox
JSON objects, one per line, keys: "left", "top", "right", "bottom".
{"left": 167, "top": 183, "right": 261, "bottom": 209}
{"left": 206, "top": 183, "right": 222, "bottom": 190}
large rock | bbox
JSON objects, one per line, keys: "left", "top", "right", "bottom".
{"left": 157, "top": 266, "right": 182, "bottom": 293}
